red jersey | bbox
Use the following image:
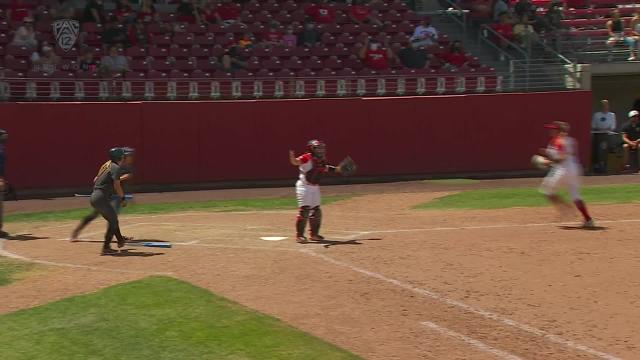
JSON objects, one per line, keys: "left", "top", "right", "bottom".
{"left": 309, "top": 5, "right": 336, "bottom": 24}
{"left": 297, "top": 153, "right": 329, "bottom": 185}
{"left": 262, "top": 30, "right": 283, "bottom": 43}
{"left": 350, "top": 5, "right": 370, "bottom": 22}
{"left": 215, "top": 4, "right": 240, "bottom": 21}
{"left": 363, "top": 49, "right": 389, "bottom": 70}
{"left": 443, "top": 51, "right": 468, "bottom": 68}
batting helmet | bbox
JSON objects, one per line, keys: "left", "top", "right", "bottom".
{"left": 0, "top": 129, "right": 7, "bottom": 142}
{"left": 307, "top": 139, "right": 326, "bottom": 158}
{"left": 109, "top": 147, "right": 125, "bottom": 162}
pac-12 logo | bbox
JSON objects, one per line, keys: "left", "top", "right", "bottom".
{"left": 52, "top": 19, "right": 80, "bottom": 52}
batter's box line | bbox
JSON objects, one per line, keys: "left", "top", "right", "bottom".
{"left": 421, "top": 321, "right": 523, "bottom": 360}
{"left": 299, "top": 249, "right": 622, "bottom": 360}
{"left": 0, "top": 239, "right": 173, "bottom": 276}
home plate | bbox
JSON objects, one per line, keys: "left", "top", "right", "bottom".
{"left": 260, "top": 236, "right": 288, "bottom": 241}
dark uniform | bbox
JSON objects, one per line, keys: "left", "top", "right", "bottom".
{"left": 0, "top": 129, "right": 7, "bottom": 238}
{"left": 71, "top": 161, "right": 133, "bottom": 239}
{"left": 92, "top": 160, "right": 127, "bottom": 252}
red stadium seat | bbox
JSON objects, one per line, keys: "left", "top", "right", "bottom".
{"left": 304, "top": 57, "right": 324, "bottom": 70}
{"left": 169, "top": 46, "right": 190, "bottom": 59}
{"left": 323, "top": 56, "right": 343, "bottom": 70}
{"left": 262, "top": 56, "right": 283, "bottom": 70}
{"left": 5, "top": 44, "right": 32, "bottom": 57}
{"left": 189, "top": 46, "right": 210, "bottom": 58}
{"left": 151, "top": 34, "right": 172, "bottom": 46}
{"left": 148, "top": 46, "right": 168, "bottom": 58}
{"left": 174, "top": 33, "right": 195, "bottom": 46}
{"left": 4, "top": 55, "right": 28, "bottom": 70}
{"left": 126, "top": 46, "right": 147, "bottom": 59}
{"left": 188, "top": 24, "right": 208, "bottom": 35}
{"left": 283, "top": 56, "right": 303, "bottom": 71}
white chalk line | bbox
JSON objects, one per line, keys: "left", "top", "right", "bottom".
{"left": 344, "top": 218, "right": 640, "bottom": 235}
{"left": 0, "top": 239, "right": 172, "bottom": 276}
{"left": 300, "top": 249, "right": 622, "bottom": 360}
{"left": 421, "top": 321, "right": 524, "bottom": 360}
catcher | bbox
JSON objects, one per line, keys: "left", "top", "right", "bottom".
{"left": 289, "top": 140, "right": 356, "bottom": 243}
{"left": 536, "top": 121, "right": 594, "bottom": 228}
{"left": 71, "top": 147, "right": 135, "bottom": 252}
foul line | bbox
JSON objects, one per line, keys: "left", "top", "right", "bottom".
{"left": 300, "top": 249, "right": 622, "bottom": 360}
{"left": 422, "top": 321, "right": 524, "bottom": 360}
{"left": 0, "top": 239, "right": 172, "bottom": 276}
{"left": 346, "top": 218, "right": 640, "bottom": 235}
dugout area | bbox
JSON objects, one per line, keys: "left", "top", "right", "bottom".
{"left": 0, "top": 178, "right": 638, "bottom": 360}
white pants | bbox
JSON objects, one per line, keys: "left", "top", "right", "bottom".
{"left": 539, "top": 165, "right": 582, "bottom": 201}
{"left": 296, "top": 180, "right": 321, "bottom": 208}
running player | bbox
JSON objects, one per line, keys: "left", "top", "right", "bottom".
{"left": 539, "top": 121, "right": 594, "bottom": 228}
{"left": 289, "top": 140, "right": 342, "bottom": 243}
{"left": 85, "top": 147, "right": 133, "bottom": 254}
{"left": 71, "top": 147, "right": 135, "bottom": 241}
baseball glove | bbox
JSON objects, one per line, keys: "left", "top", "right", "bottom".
{"left": 338, "top": 156, "right": 357, "bottom": 176}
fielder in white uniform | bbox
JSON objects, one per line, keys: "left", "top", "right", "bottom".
{"left": 289, "top": 139, "right": 341, "bottom": 243}
{"left": 539, "top": 121, "right": 594, "bottom": 228}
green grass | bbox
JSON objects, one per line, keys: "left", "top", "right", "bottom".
{"left": 422, "top": 178, "right": 479, "bottom": 185}
{"left": 5, "top": 195, "right": 351, "bottom": 223}
{"left": 0, "top": 257, "right": 36, "bottom": 286}
{"left": 416, "top": 184, "right": 640, "bottom": 210}
{"left": 0, "top": 276, "right": 360, "bottom": 360}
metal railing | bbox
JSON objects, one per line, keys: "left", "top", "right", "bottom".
{"left": 478, "top": 24, "right": 529, "bottom": 63}
{"left": 550, "top": 34, "right": 635, "bottom": 64}
{"left": 508, "top": 58, "right": 586, "bottom": 91}
{"left": 0, "top": 72, "right": 505, "bottom": 102}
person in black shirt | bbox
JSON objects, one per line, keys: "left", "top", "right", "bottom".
{"left": 397, "top": 43, "right": 429, "bottom": 69}
{"left": 623, "top": 110, "right": 640, "bottom": 169}
{"left": 79, "top": 48, "right": 99, "bottom": 73}
{"left": 101, "top": 17, "right": 128, "bottom": 47}
{"left": 82, "top": 0, "right": 106, "bottom": 24}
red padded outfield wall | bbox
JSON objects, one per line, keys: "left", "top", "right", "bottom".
{"left": 1, "top": 91, "right": 592, "bottom": 190}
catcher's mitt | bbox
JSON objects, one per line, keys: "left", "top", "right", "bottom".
{"left": 338, "top": 156, "right": 357, "bottom": 176}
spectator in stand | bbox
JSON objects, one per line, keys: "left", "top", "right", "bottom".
{"left": 100, "top": 45, "right": 129, "bottom": 77}
{"left": 630, "top": 11, "right": 640, "bottom": 61}
{"left": 220, "top": 46, "right": 247, "bottom": 72}
{"left": 298, "top": 21, "right": 320, "bottom": 47}
{"left": 30, "top": 44, "right": 60, "bottom": 74}
{"left": 492, "top": 13, "right": 514, "bottom": 49}
{"left": 542, "top": 0, "right": 564, "bottom": 33}
{"left": 306, "top": 0, "right": 337, "bottom": 24}
{"left": 282, "top": 26, "right": 297, "bottom": 47}
{"left": 622, "top": 110, "right": 640, "bottom": 169}
{"left": 514, "top": 0, "right": 534, "bottom": 20}
{"left": 237, "top": 32, "right": 254, "bottom": 48}
{"left": 115, "top": 0, "right": 136, "bottom": 25}
{"left": 592, "top": 100, "right": 616, "bottom": 132}
{"left": 176, "top": 0, "right": 202, "bottom": 24}
{"left": 397, "top": 42, "right": 429, "bottom": 69}
{"left": 137, "top": 0, "right": 159, "bottom": 24}
{"left": 262, "top": 22, "right": 283, "bottom": 47}
{"left": 51, "top": 0, "right": 76, "bottom": 20}
{"left": 359, "top": 37, "right": 393, "bottom": 71}
{"left": 101, "top": 17, "right": 128, "bottom": 47}
{"left": 410, "top": 17, "right": 438, "bottom": 48}
{"left": 82, "top": 0, "right": 107, "bottom": 24}
{"left": 493, "top": 0, "right": 511, "bottom": 22}
{"left": 128, "top": 21, "right": 150, "bottom": 48}
{"left": 79, "top": 47, "right": 100, "bottom": 73}
{"left": 513, "top": 14, "right": 538, "bottom": 49}
{"left": 349, "top": 0, "right": 382, "bottom": 26}
{"left": 214, "top": 0, "right": 241, "bottom": 26}
{"left": 11, "top": 17, "right": 38, "bottom": 49}
{"left": 605, "top": 10, "right": 635, "bottom": 61}
{"left": 6, "top": 0, "right": 35, "bottom": 23}
{"left": 442, "top": 40, "right": 469, "bottom": 69}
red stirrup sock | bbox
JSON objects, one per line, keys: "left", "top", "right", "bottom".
{"left": 574, "top": 200, "right": 592, "bottom": 221}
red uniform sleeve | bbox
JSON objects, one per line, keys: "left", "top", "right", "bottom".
{"left": 297, "top": 153, "right": 312, "bottom": 164}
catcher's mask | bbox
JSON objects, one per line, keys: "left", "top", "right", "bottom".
{"left": 307, "top": 139, "right": 326, "bottom": 158}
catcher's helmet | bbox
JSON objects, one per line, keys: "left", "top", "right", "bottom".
{"left": 307, "top": 139, "right": 326, "bottom": 158}
{"left": 121, "top": 147, "right": 135, "bottom": 156}
{"left": 109, "top": 147, "right": 125, "bottom": 162}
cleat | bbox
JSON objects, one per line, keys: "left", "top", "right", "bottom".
{"left": 296, "top": 236, "right": 308, "bottom": 244}
{"left": 101, "top": 247, "right": 118, "bottom": 255}
{"left": 310, "top": 234, "right": 325, "bottom": 241}
{"left": 117, "top": 236, "right": 133, "bottom": 248}
{"left": 582, "top": 219, "right": 595, "bottom": 228}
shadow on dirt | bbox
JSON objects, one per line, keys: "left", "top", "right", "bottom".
{"left": 557, "top": 226, "right": 608, "bottom": 231}
{"left": 306, "top": 237, "right": 383, "bottom": 248}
